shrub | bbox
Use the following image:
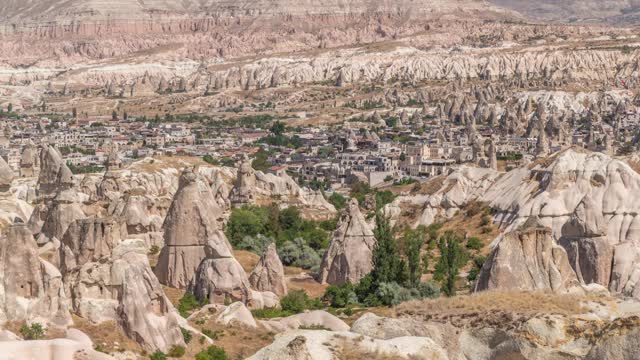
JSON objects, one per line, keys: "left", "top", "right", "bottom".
{"left": 177, "top": 292, "right": 203, "bottom": 318}
{"left": 323, "top": 283, "right": 358, "bottom": 308}
{"left": 328, "top": 192, "right": 347, "bottom": 210}
{"left": 180, "top": 327, "right": 192, "bottom": 344}
{"left": 150, "top": 351, "right": 167, "bottom": 360}
{"left": 278, "top": 238, "right": 321, "bottom": 269}
{"left": 466, "top": 237, "right": 483, "bottom": 251}
{"left": 375, "top": 282, "right": 416, "bottom": 306}
{"left": 202, "top": 329, "right": 224, "bottom": 340}
{"left": 251, "top": 308, "right": 293, "bottom": 319}
{"left": 20, "top": 323, "right": 46, "bottom": 340}
{"left": 195, "top": 346, "right": 230, "bottom": 360}
{"left": 236, "top": 234, "right": 272, "bottom": 255}
{"left": 281, "top": 290, "right": 311, "bottom": 313}
{"left": 168, "top": 346, "right": 185, "bottom": 358}
{"left": 417, "top": 281, "right": 440, "bottom": 299}
{"left": 148, "top": 245, "right": 160, "bottom": 255}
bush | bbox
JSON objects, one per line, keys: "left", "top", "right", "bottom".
{"left": 180, "top": 327, "right": 192, "bottom": 344}
{"left": 323, "top": 283, "right": 358, "bottom": 308}
{"left": 20, "top": 323, "right": 46, "bottom": 340}
{"left": 466, "top": 237, "right": 483, "bottom": 250}
{"left": 328, "top": 192, "right": 347, "bottom": 210}
{"left": 375, "top": 282, "right": 416, "bottom": 306}
{"left": 278, "top": 238, "right": 321, "bottom": 270}
{"left": 202, "top": 329, "right": 224, "bottom": 340}
{"left": 195, "top": 346, "right": 230, "bottom": 360}
{"left": 168, "top": 346, "right": 186, "bottom": 358}
{"left": 251, "top": 307, "right": 293, "bottom": 319}
{"left": 177, "top": 293, "right": 203, "bottom": 318}
{"left": 148, "top": 245, "right": 160, "bottom": 255}
{"left": 236, "top": 234, "right": 272, "bottom": 255}
{"left": 150, "top": 351, "right": 167, "bottom": 360}
{"left": 280, "top": 290, "right": 312, "bottom": 313}
{"left": 417, "top": 281, "right": 440, "bottom": 299}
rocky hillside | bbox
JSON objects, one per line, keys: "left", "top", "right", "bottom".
{"left": 491, "top": 0, "right": 640, "bottom": 24}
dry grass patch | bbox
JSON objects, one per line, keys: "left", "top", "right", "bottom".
{"left": 395, "top": 291, "right": 609, "bottom": 330}
{"left": 162, "top": 286, "right": 186, "bottom": 308}
{"left": 234, "top": 250, "right": 261, "bottom": 273}
{"left": 186, "top": 311, "right": 275, "bottom": 359}
{"left": 69, "top": 316, "right": 143, "bottom": 354}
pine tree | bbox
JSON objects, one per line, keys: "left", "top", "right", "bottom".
{"left": 434, "top": 231, "right": 467, "bottom": 297}
{"left": 403, "top": 227, "right": 425, "bottom": 288}
{"left": 371, "top": 212, "right": 405, "bottom": 285}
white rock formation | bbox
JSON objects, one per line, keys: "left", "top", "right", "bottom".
{"left": 155, "top": 168, "right": 231, "bottom": 289}
{"left": 319, "top": 199, "right": 376, "bottom": 285}
{"left": 249, "top": 243, "right": 287, "bottom": 297}
{"left": 0, "top": 224, "right": 71, "bottom": 326}
{"left": 66, "top": 240, "right": 185, "bottom": 352}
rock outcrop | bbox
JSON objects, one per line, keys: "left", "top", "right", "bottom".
{"left": 20, "top": 142, "right": 39, "bottom": 178}
{"left": 475, "top": 219, "right": 579, "bottom": 292}
{"left": 230, "top": 156, "right": 256, "bottom": 207}
{"left": 260, "top": 310, "right": 350, "bottom": 333}
{"left": 319, "top": 199, "right": 376, "bottom": 285}
{"left": 37, "top": 146, "right": 74, "bottom": 198}
{"left": 66, "top": 240, "right": 185, "bottom": 352}
{"left": 59, "top": 217, "right": 127, "bottom": 275}
{"left": 247, "top": 329, "right": 448, "bottom": 360}
{"left": 36, "top": 189, "right": 86, "bottom": 248}
{"left": 249, "top": 243, "right": 287, "bottom": 297}
{"left": 0, "top": 155, "right": 15, "bottom": 192}
{"left": 155, "top": 168, "right": 231, "bottom": 289}
{"left": 0, "top": 224, "right": 71, "bottom": 326}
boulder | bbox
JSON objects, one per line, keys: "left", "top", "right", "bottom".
{"left": 249, "top": 243, "right": 287, "bottom": 297}
{"left": 155, "top": 168, "right": 231, "bottom": 288}
{"left": 318, "top": 199, "right": 376, "bottom": 285}
{"left": 215, "top": 302, "right": 257, "bottom": 328}
{"left": 475, "top": 218, "right": 579, "bottom": 293}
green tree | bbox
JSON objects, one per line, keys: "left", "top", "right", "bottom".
{"left": 270, "top": 121, "right": 286, "bottom": 136}
{"left": 226, "top": 206, "right": 268, "bottom": 245}
{"left": 434, "top": 231, "right": 467, "bottom": 297}
{"left": 195, "top": 346, "right": 229, "bottom": 360}
{"left": 7, "top": 103, "right": 12, "bottom": 113}
{"left": 403, "top": 227, "right": 425, "bottom": 287}
{"left": 328, "top": 192, "right": 347, "bottom": 210}
{"left": 371, "top": 213, "right": 406, "bottom": 285}
{"left": 72, "top": 107, "right": 77, "bottom": 118}
{"left": 111, "top": 110, "right": 118, "bottom": 120}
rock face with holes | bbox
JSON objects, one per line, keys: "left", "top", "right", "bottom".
{"left": 0, "top": 224, "right": 71, "bottom": 326}
{"left": 36, "top": 189, "right": 86, "bottom": 248}
{"left": 154, "top": 168, "right": 231, "bottom": 289}
{"left": 475, "top": 218, "right": 579, "bottom": 292}
{"left": 318, "top": 198, "right": 376, "bottom": 285}
{"left": 59, "top": 217, "right": 127, "bottom": 275}
{"left": 249, "top": 243, "right": 288, "bottom": 297}
{"left": 66, "top": 239, "right": 185, "bottom": 352}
